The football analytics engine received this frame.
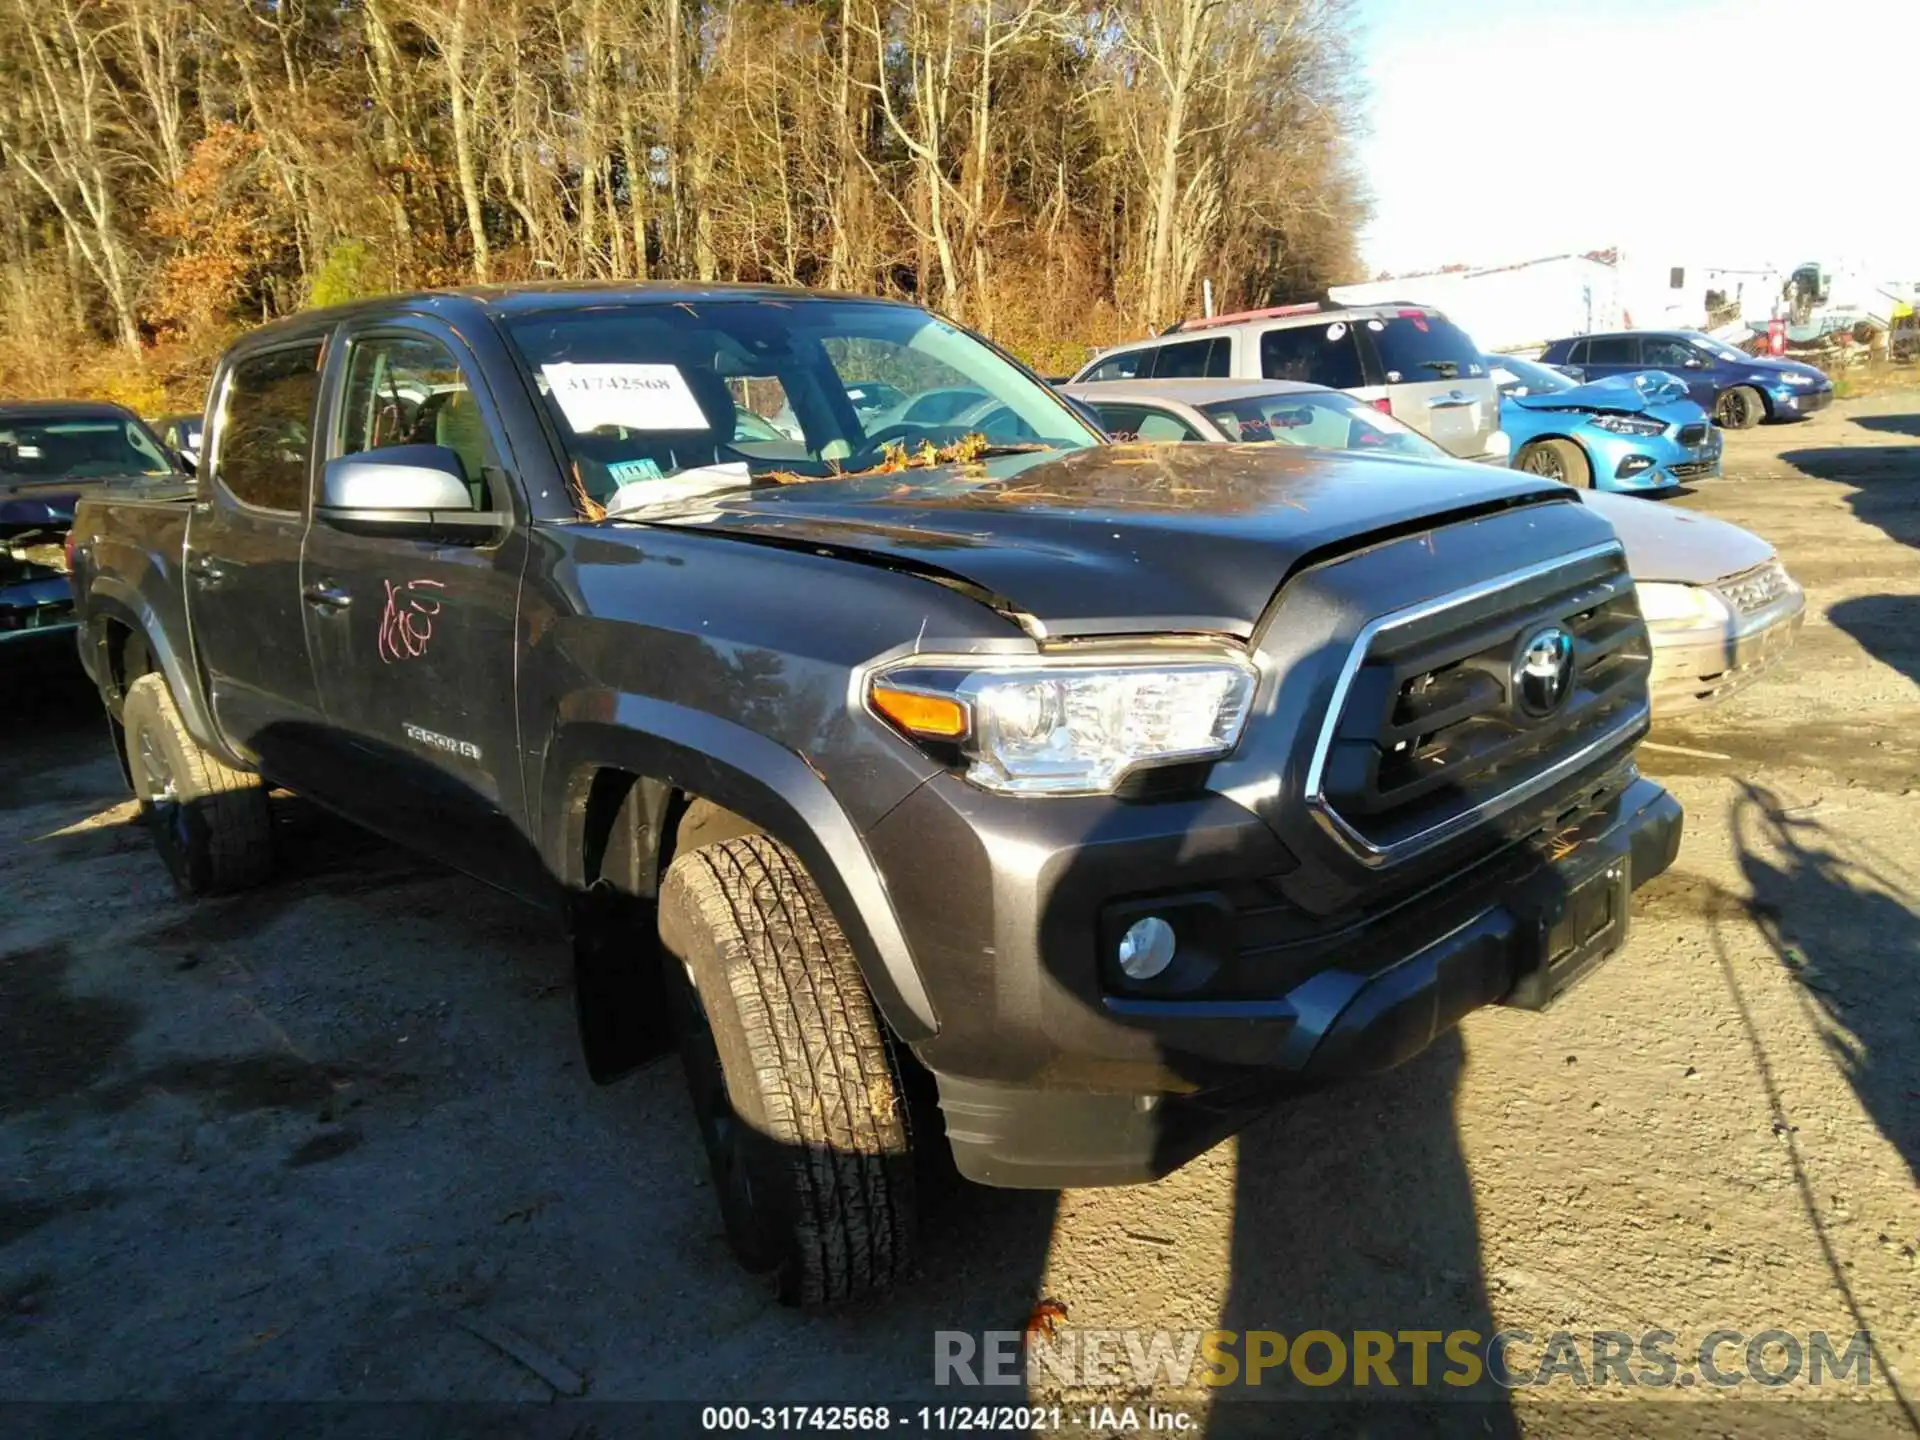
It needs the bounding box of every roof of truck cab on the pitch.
[226,282,921,345]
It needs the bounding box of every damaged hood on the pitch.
[1580,490,1774,585]
[1510,370,1693,415]
[634,443,1568,635]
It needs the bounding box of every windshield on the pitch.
[0,413,176,481]
[1368,314,1487,383]
[1488,354,1576,395]
[505,299,1100,512]
[1199,391,1441,459]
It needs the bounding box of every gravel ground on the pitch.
[2,394,1916,1437]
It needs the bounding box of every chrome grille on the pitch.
[1669,460,1716,480]
[1716,558,1791,615]
[1307,545,1651,864]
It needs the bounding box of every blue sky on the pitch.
[1352,0,1920,279]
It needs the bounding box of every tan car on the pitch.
[1063,377,1805,715]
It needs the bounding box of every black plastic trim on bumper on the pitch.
[934,776,1682,1188]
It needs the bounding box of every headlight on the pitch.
[1587,413,1668,436]
[1633,581,1731,626]
[868,652,1258,794]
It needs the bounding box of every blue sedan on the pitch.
[1484,354,1721,492]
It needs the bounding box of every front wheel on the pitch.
[658,835,916,1306]
[1714,385,1763,429]
[120,673,273,896]
[1515,438,1592,488]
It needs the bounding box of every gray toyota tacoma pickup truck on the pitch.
[71,284,1681,1305]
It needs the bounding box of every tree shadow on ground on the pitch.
[1779,442,1919,552]
[1851,413,1920,438]
[1829,596,1919,691]
[1728,781,1919,1182]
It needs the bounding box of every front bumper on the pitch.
[1648,587,1806,714]
[879,769,1682,1188]
[1766,385,1833,419]
[1591,429,1723,493]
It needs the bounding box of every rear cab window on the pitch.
[211,342,325,513]
[1362,313,1487,385]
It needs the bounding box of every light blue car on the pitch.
[1484,354,1722,492]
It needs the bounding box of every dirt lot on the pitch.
[2,395,1916,1436]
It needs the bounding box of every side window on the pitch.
[1586,336,1639,365]
[1641,337,1696,368]
[340,334,498,507]
[1148,336,1228,379]
[1090,403,1202,442]
[213,343,323,513]
[1259,324,1364,390]
[1566,339,1591,365]
[1084,350,1148,382]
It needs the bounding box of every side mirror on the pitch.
[316,444,505,539]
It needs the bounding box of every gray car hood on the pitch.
[1580,490,1773,584]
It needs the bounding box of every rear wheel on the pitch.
[1715,385,1763,429]
[658,834,916,1307]
[121,673,273,895]
[1516,438,1592,488]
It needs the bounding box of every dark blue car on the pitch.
[1538,329,1832,429]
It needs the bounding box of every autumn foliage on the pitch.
[0,0,1370,413]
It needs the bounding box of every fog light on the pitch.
[1615,455,1655,478]
[1117,916,1177,980]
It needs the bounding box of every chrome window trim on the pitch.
[1303,541,1643,868]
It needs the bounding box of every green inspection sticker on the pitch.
[608,457,664,484]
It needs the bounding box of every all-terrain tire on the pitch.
[121,672,273,896]
[658,834,915,1307]
[1715,384,1764,429]
[1516,437,1592,488]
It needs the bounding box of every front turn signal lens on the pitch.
[871,685,969,739]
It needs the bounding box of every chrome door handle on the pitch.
[303,581,352,611]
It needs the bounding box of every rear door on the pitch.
[1580,334,1641,381]
[1353,311,1500,460]
[185,337,333,792]
[298,317,539,897]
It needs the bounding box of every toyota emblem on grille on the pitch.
[1514,625,1576,717]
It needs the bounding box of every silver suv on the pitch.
[1070,301,1508,462]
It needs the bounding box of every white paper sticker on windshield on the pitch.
[1325,322,1347,342]
[1366,319,1384,332]
[540,363,708,433]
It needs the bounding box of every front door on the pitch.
[186,337,332,793]
[299,321,540,898]
[1639,335,1716,410]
